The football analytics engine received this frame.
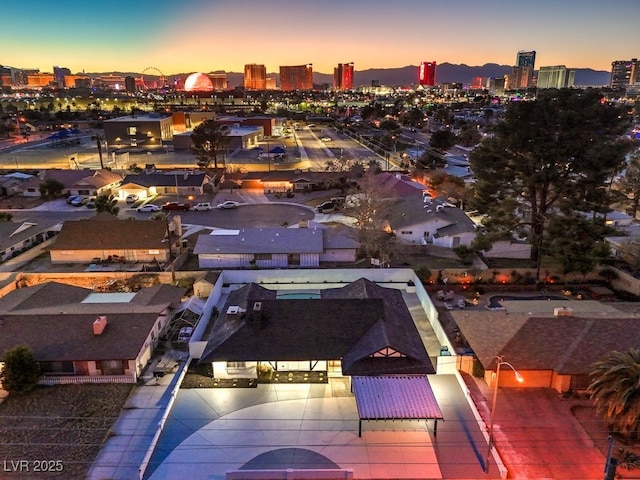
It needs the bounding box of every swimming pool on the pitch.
[487,295,566,309]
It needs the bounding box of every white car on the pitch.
[216,201,240,210]
[321,137,332,142]
[137,204,161,213]
[126,194,139,203]
[191,202,213,211]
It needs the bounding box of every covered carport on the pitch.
[353,375,444,437]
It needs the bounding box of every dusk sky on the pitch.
[4,0,639,75]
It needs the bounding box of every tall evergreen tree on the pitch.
[470,89,634,264]
[190,119,230,169]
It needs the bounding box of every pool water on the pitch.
[276,292,321,299]
[487,295,566,309]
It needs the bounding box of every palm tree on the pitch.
[589,348,640,438]
[94,194,119,216]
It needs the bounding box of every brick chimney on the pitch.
[93,315,108,335]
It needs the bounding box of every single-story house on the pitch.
[199,278,435,379]
[385,196,477,248]
[0,281,186,383]
[20,169,119,198]
[223,170,349,193]
[48,212,170,264]
[374,172,429,198]
[193,224,359,268]
[289,221,360,263]
[0,172,34,196]
[0,218,61,263]
[68,169,123,197]
[117,171,210,201]
[450,299,640,393]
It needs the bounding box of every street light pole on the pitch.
[485,355,524,474]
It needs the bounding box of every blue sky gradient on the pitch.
[3,0,639,74]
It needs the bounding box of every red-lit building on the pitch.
[244,64,267,90]
[279,64,313,91]
[334,62,354,90]
[418,61,436,87]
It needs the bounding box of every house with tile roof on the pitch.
[199,278,434,379]
[450,299,640,393]
[19,169,122,198]
[117,171,210,201]
[0,281,186,383]
[48,212,170,264]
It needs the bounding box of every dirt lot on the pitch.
[0,195,45,210]
[0,384,133,479]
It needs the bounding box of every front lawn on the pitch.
[0,384,133,479]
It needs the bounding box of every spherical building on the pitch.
[184,73,214,92]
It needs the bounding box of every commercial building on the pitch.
[610,58,640,90]
[418,61,437,86]
[103,114,174,151]
[510,50,536,89]
[537,65,576,89]
[207,72,228,91]
[53,66,70,88]
[27,73,55,88]
[95,74,127,91]
[279,64,313,91]
[244,64,267,90]
[334,62,354,90]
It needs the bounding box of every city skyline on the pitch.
[2,0,639,75]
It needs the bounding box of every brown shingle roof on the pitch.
[452,310,640,374]
[50,214,168,251]
[0,312,161,361]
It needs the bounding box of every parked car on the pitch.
[316,201,335,213]
[162,202,191,211]
[216,200,240,210]
[125,194,139,204]
[137,204,161,213]
[86,200,96,209]
[66,195,79,204]
[191,202,213,211]
[71,196,90,207]
[321,137,332,142]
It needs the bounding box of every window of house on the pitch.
[227,361,246,370]
[100,360,124,375]
[452,237,461,247]
[127,127,137,135]
[148,249,160,255]
[401,231,413,235]
[39,361,74,374]
[288,253,300,265]
[27,188,36,193]
[254,253,272,261]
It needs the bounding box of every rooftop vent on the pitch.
[93,315,108,335]
[553,306,574,317]
[253,301,262,311]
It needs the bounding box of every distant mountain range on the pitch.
[92,63,611,88]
